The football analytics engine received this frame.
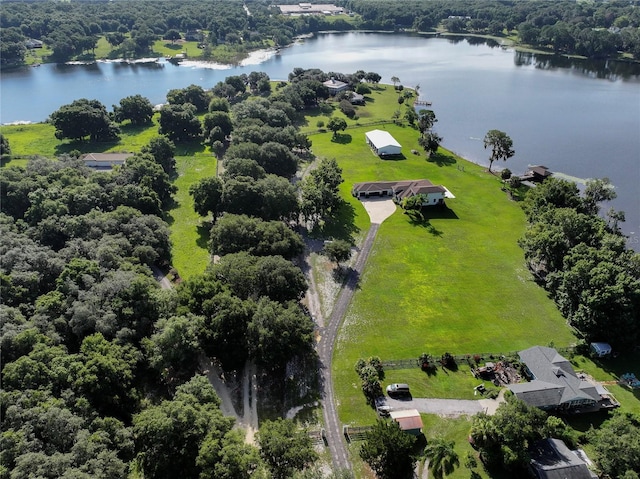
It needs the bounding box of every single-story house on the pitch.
[508,346,602,412]
[529,438,597,479]
[390,409,423,435]
[277,3,345,15]
[365,129,402,157]
[589,342,612,358]
[323,78,349,95]
[351,179,454,207]
[82,153,131,170]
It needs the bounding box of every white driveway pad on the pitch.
[360,198,396,224]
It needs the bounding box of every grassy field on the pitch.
[308,120,576,427]
[168,150,216,280]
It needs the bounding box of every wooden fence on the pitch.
[343,425,373,442]
[382,346,576,371]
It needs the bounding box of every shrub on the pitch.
[441,352,457,369]
[501,168,512,180]
[339,99,355,118]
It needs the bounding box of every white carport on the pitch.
[365,130,402,157]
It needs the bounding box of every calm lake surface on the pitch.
[2,32,639,243]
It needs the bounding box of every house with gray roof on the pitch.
[508,346,601,412]
[530,439,597,479]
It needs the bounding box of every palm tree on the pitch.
[424,438,460,479]
[469,412,497,449]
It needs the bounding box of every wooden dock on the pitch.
[414,100,433,106]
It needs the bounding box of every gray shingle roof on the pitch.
[530,439,597,479]
[509,346,600,409]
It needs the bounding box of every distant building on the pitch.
[365,129,402,157]
[529,438,597,479]
[25,39,43,49]
[350,93,365,105]
[82,152,131,170]
[323,78,349,95]
[390,409,423,435]
[277,3,345,15]
[508,346,617,412]
[520,165,553,183]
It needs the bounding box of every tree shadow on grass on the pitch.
[424,205,459,220]
[120,122,154,136]
[52,140,109,156]
[405,212,443,236]
[196,223,211,250]
[427,151,457,167]
[421,366,439,377]
[316,199,359,243]
[331,133,352,144]
[562,409,612,433]
[174,140,207,156]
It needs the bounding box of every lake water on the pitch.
[1,32,639,244]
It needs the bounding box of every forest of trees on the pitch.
[519,177,640,350]
[0,67,356,478]
[1,0,639,66]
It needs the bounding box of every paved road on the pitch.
[318,224,380,472]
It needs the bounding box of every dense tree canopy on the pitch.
[49,99,120,142]
[210,214,304,259]
[360,420,417,479]
[113,94,154,126]
[257,418,318,479]
[590,412,640,478]
[519,177,640,349]
[158,103,202,142]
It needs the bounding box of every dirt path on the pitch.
[200,357,259,445]
[199,356,239,419]
[151,264,172,290]
[311,198,397,472]
[239,360,259,445]
[317,223,380,472]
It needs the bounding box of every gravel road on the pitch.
[318,224,380,472]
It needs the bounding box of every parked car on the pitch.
[386,383,410,398]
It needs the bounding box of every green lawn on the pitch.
[168,151,216,280]
[300,84,412,135]
[312,123,575,425]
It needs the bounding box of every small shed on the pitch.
[589,342,612,358]
[390,409,423,435]
[365,130,402,157]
